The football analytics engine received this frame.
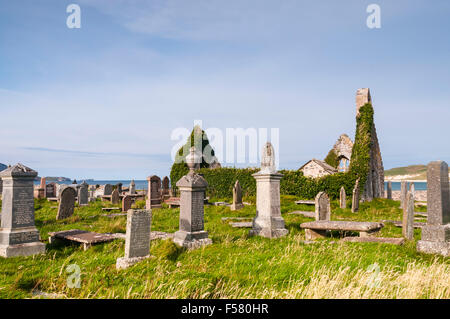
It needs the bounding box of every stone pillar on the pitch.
[173,147,212,249]
[116,209,152,269]
[403,192,414,240]
[129,180,136,195]
[400,181,408,211]
[417,161,450,256]
[339,186,346,209]
[0,164,46,257]
[409,182,415,198]
[386,181,392,200]
[351,178,360,213]
[146,175,162,209]
[231,180,244,211]
[315,192,331,221]
[249,142,288,239]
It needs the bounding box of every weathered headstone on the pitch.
[339,186,346,209]
[400,181,408,211]
[403,191,415,240]
[46,182,56,198]
[386,181,392,200]
[0,164,46,257]
[122,195,133,212]
[116,209,152,269]
[162,176,170,197]
[409,182,415,198]
[104,184,112,196]
[417,161,450,256]
[129,180,136,195]
[231,180,244,211]
[78,181,89,206]
[249,142,288,238]
[56,187,77,220]
[116,183,123,194]
[351,178,360,213]
[315,191,331,221]
[173,147,212,249]
[111,189,120,205]
[146,175,162,209]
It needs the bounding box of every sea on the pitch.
[34,180,428,191]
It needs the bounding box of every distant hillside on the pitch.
[385,165,427,180]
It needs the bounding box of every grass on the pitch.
[0,195,448,299]
[384,165,427,179]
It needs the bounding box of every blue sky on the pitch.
[1,0,449,180]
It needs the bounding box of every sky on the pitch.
[1,0,449,180]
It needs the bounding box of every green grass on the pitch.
[0,196,448,299]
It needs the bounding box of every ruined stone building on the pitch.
[299,159,337,178]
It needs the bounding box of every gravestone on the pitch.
[417,161,450,256]
[231,180,244,211]
[400,181,408,211]
[339,187,346,209]
[162,176,170,197]
[386,181,392,200]
[116,209,152,269]
[173,147,212,249]
[351,178,360,213]
[146,175,162,209]
[111,189,120,205]
[46,182,56,198]
[129,180,136,195]
[56,187,77,220]
[116,183,123,194]
[78,181,89,206]
[409,182,415,198]
[249,142,288,238]
[315,192,331,221]
[0,164,46,257]
[104,184,112,196]
[122,195,133,212]
[403,191,415,240]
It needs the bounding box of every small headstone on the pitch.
[403,191,415,240]
[78,181,89,206]
[315,192,331,221]
[231,180,244,211]
[46,182,56,198]
[351,178,360,213]
[339,186,346,209]
[0,164,46,257]
[409,182,415,198]
[400,181,408,211]
[56,187,77,220]
[122,195,133,212]
[104,184,112,196]
[162,176,170,197]
[146,175,162,209]
[386,181,392,200]
[111,189,120,205]
[116,209,152,269]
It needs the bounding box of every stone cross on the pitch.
[249,142,288,238]
[116,209,152,269]
[417,161,450,256]
[351,178,360,213]
[339,187,346,209]
[403,191,415,240]
[173,147,212,249]
[104,184,112,196]
[315,191,331,221]
[0,164,46,257]
[146,175,162,209]
[111,189,120,205]
[78,181,89,206]
[57,186,77,220]
[386,181,392,200]
[231,180,244,211]
[400,181,408,212]
[122,195,133,212]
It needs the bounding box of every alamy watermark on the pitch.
[366,4,381,29]
[66,264,81,288]
[66,4,81,29]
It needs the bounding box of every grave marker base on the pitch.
[173,230,212,249]
[116,255,153,270]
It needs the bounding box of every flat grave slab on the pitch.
[165,197,180,208]
[47,197,58,202]
[214,202,229,206]
[102,207,121,211]
[341,236,405,245]
[221,217,251,221]
[300,220,384,240]
[48,229,119,250]
[231,222,253,228]
[295,200,315,206]
[381,220,426,229]
[288,211,315,218]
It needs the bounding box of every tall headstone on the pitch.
[0,164,46,257]
[417,161,450,256]
[386,181,392,200]
[111,189,120,205]
[400,181,408,211]
[104,184,112,196]
[403,191,415,240]
[409,182,415,198]
[173,147,212,249]
[315,192,331,221]
[78,181,89,206]
[339,187,346,209]
[129,180,136,195]
[56,187,77,220]
[162,176,170,197]
[122,195,133,212]
[231,180,244,211]
[146,175,162,209]
[116,209,152,269]
[351,178,360,213]
[249,142,288,238]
